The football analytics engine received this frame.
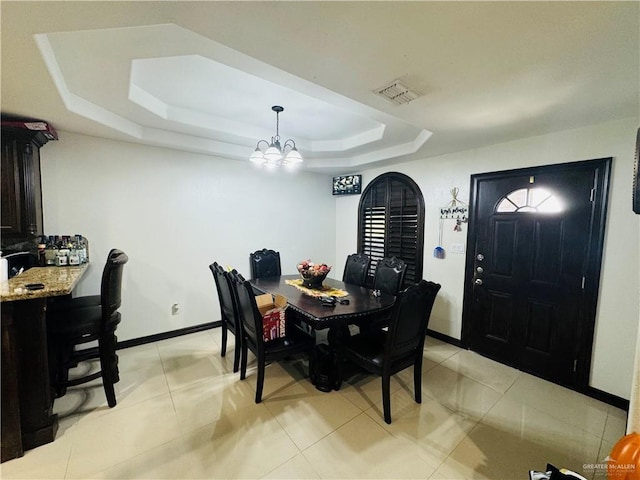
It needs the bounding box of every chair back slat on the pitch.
[101,249,128,319]
[209,263,239,330]
[373,256,407,295]
[229,271,263,350]
[342,253,370,286]
[249,248,281,279]
[385,280,441,359]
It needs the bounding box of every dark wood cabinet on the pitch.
[1,298,58,462]
[1,117,56,249]
[1,132,46,238]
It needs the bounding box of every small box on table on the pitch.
[255,293,288,342]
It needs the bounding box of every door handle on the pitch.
[474,279,483,286]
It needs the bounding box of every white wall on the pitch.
[41,118,639,399]
[41,133,335,341]
[336,117,640,399]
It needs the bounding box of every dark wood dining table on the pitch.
[250,274,396,390]
[250,274,396,331]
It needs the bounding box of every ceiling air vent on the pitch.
[374,80,422,105]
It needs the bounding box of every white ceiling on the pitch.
[1,1,638,174]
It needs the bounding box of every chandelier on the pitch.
[249,106,303,167]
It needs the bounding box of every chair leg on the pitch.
[49,340,73,398]
[240,342,248,380]
[255,358,265,403]
[220,322,228,357]
[382,373,392,424]
[100,333,120,408]
[232,335,241,373]
[103,376,117,408]
[414,356,423,404]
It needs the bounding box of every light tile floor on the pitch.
[1,330,628,480]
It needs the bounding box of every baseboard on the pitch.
[426,329,462,347]
[116,322,630,412]
[117,321,221,350]
[584,386,629,411]
[426,329,629,411]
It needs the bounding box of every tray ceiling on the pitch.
[2,2,638,174]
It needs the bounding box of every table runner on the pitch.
[285,279,348,298]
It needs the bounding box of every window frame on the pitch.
[357,172,425,289]
[495,187,563,214]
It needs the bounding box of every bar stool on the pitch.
[47,249,128,407]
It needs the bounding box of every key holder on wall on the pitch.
[435,187,469,259]
[440,187,468,231]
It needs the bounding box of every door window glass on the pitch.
[496,188,563,213]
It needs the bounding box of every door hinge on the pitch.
[573,359,578,372]
[590,188,595,202]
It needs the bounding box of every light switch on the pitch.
[450,243,465,254]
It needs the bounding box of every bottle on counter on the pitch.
[68,236,80,266]
[44,236,58,266]
[1,252,8,283]
[37,236,47,266]
[41,234,89,266]
[75,234,88,264]
[57,236,70,266]
[55,249,68,266]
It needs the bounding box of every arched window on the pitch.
[495,187,563,213]
[358,172,425,288]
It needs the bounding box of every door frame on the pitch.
[461,158,612,391]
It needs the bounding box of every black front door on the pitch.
[462,158,611,388]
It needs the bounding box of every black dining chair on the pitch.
[373,256,408,295]
[229,271,315,403]
[342,253,370,287]
[46,249,128,407]
[342,279,441,424]
[249,248,281,279]
[209,262,242,373]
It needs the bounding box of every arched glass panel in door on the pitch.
[495,187,563,213]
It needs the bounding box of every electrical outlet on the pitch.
[450,243,466,254]
[171,303,180,315]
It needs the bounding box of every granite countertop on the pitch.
[0,264,90,302]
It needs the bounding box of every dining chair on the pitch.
[209,262,242,373]
[229,270,315,403]
[342,279,441,424]
[249,248,281,279]
[342,253,370,287]
[373,256,408,295]
[46,249,128,407]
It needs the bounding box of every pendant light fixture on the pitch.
[249,106,303,167]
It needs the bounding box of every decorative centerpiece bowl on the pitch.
[297,260,331,289]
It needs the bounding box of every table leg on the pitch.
[327,325,349,390]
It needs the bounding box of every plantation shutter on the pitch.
[358,173,424,288]
[360,181,387,285]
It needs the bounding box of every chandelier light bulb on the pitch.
[249,148,266,165]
